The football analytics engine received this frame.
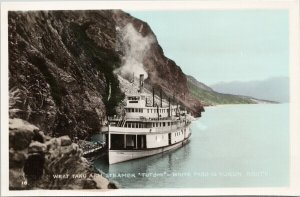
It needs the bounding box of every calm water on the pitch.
[93,104,289,188]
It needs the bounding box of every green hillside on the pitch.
[187,78,256,106]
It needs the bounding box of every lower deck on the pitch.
[108,125,191,150]
[108,134,191,164]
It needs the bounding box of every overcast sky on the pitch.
[127,10,289,85]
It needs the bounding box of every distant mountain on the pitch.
[186,76,258,106]
[210,76,289,103]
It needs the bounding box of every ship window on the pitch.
[126,135,136,149]
[160,122,162,127]
[147,109,149,113]
[110,134,125,150]
[156,123,158,127]
[163,122,166,127]
[168,122,170,126]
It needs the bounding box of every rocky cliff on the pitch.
[9,10,203,140]
[9,10,124,139]
[113,11,203,115]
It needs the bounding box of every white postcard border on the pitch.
[1,0,299,196]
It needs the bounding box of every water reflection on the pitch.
[94,141,191,188]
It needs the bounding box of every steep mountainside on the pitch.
[187,76,257,106]
[9,10,203,140]
[113,11,203,115]
[9,10,124,139]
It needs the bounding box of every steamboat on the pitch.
[102,74,194,164]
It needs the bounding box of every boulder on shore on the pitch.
[9,118,114,190]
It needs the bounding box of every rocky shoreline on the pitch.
[9,118,116,190]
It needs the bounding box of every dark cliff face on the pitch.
[9,10,124,139]
[9,10,203,139]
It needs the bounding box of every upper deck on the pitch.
[125,93,186,119]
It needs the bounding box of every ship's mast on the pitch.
[139,74,144,93]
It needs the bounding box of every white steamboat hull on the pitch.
[108,136,190,164]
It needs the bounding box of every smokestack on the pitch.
[152,87,155,107]
[160,89,162,107]
[139,74,144,93]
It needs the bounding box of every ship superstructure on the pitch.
[102,74,193,164]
